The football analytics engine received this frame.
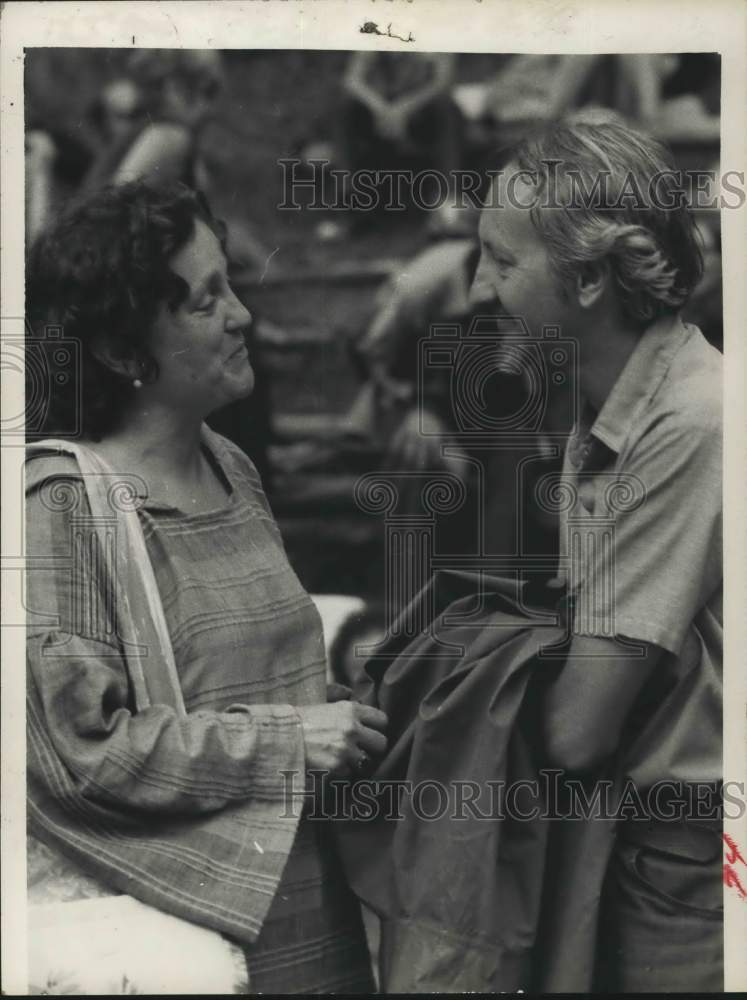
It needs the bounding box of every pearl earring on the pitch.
[133,378,143,390]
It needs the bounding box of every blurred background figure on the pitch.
[25,75,142,246]
[25,118,95,246]
[331,51,461,229]
[25,129,59,247]
[616,54,720,142]
[27,49,269,274]
[346,206,488,447]
[481,54,601,124]
[452,53,721,172]
[343,209,491,572]
[451,54,602,162]
[341,51,459,172]
[97,48,225,189]
[85,77,144,161]
[81,49,268,273]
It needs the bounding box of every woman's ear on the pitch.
[89,334,140,380]
[575,259,609,309]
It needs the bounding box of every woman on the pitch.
[25,181,386,993]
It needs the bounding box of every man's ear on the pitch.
[575,259,608,309]
[89,334,140,380]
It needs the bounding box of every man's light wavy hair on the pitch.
[512,109,704,327]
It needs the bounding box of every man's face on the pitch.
[475,170,574,339]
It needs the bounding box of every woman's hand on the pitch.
[296,701,388,777]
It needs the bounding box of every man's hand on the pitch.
[296,701,388,777]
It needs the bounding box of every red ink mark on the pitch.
[723,832,746,867]
[723,835,747,900]
[723,863,747,900]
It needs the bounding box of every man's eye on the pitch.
[195,295,217,313]
[487,248,510,269]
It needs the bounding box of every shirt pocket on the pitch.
[619,842,724,919]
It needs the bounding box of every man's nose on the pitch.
[470,256,500,308]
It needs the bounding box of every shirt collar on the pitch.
[586,313,693,454]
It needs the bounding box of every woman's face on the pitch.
[145,219,254,418]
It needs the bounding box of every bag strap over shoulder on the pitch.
[26,440,186,717]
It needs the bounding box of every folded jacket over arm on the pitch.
[335,571,626,993]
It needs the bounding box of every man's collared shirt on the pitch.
[557,314,722,785]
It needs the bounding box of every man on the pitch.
[474,111,723,991]
[346,217,559,567]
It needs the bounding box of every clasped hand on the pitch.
[296,701,388,777]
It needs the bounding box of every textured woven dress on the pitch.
[26,428,373,994]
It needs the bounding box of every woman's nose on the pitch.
[226,288,252,330]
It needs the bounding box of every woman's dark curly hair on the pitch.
[26,181,227,439]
